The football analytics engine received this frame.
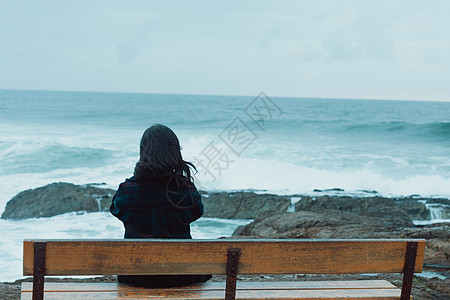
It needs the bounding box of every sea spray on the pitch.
[429,205,444,220]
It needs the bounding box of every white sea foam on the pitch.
[177,130,450,198]
[1,91,449,282]
[1,140,449,213]
[0,212,252,282]
[413,219,450,225]
[188,155,450,198]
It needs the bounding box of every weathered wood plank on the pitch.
[20,288,407,300]
[23,239,425,276]
[20,280,397,292]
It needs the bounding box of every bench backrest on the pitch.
[23,239,425,276]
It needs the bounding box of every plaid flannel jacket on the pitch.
[110,176,204,239]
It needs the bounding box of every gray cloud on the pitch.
[0,0,449,101]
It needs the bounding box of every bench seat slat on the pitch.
[21,281,397,292]
[23,239,426,276]
[21,289,407,300]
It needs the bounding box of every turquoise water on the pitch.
[0,89,449,281]
[0,89,449,207]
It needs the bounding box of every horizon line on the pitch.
[1,88,449,104]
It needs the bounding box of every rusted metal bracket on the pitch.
[33,242,46,300]
[400,241,418,300]
[225,248,241,300]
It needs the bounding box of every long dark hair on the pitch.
[134,124,196,185]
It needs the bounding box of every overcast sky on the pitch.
[1,0,449,101]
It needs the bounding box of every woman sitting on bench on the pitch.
[110,124,212,287]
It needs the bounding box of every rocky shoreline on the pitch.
[1,182,449,299]
[2,182,449,221]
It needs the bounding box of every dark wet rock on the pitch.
[425,198,450,205]
[295,195,430,220]
[1,183,447,225]
[233,209,450,268]
[202,192,291,219]
[1,182,116,220]
[1,185,292,220]
[313,188,344,192]
[358,190,379,194]
[233,209,414,238]
[403,224,450,268]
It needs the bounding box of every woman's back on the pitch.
[109,124,211,287]
[110,176,203,239]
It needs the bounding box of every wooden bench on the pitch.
[22,239,425,300]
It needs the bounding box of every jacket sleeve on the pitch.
[110,189,123,220]
[187,190,204,223]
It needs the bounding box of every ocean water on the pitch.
[0,90,449,281]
